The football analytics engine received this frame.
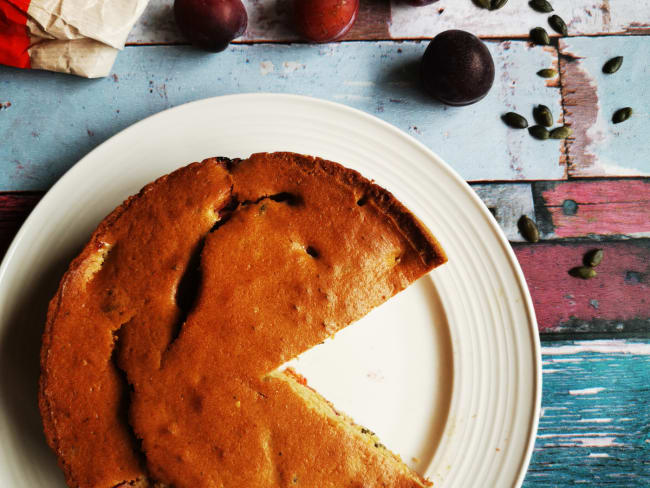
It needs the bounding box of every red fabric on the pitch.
[0,0,31,69]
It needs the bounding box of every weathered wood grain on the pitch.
[472,179,650,241]
[0,40,563,190]
[514,241,650,334]
[127,0,650,44]
[2,180,647,248]
[390,0,650,39]
[128,0,391,44]
[525,339,650,486]
[560,36,650,177]
[471,183,536,242]
[533,179,650,239]
[3,179,649,245]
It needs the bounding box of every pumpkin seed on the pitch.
[602,56,623,74]
[569,266,597,280]
[528,125,550,140]
[612,107,632,124]
[529,0,553,12]
[502,112,529,129]
[491,0,508,10]
[530,27,550,45]
[518,215,540,243]
[537,68,558,78]
[476,0,491,9]
[584,249,604,268]
[550,126,572,139]
[533,104,553,127]
[548,14,568,36]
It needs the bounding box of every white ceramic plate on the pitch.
[0,94,540,487]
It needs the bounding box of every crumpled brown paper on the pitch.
[0,0,149,77]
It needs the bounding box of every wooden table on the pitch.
[1,1,648,485]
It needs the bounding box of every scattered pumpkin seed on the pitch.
[502,112,529,129]
[550,126,572,139]
[530,27,550,45]
[612,107,632,124]
[476,0,508,9]
[602,56,623,74]
[584,249,604,268]
[537,68,558,78]
[569,266,597,280]
[518,215,540,243]
[528,125,550,140]
[548,14,568,36]
[533,104,554,127]
[529,0,553,12]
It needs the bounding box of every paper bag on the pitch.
[0,0,149,78]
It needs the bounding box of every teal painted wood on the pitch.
[524,339,650,486]
[561,36,650,177]
[0,40,563,191]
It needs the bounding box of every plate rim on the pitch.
[0,93,541,487]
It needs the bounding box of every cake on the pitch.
[39,152,447,488]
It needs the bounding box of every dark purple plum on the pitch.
[420,30,495,106]
[406,0,438,5]
[174,0,247,52]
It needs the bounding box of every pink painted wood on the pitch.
[535,180,650,238]
[515,241,650,333]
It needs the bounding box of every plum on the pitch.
[174,0,247,52]
[421,30,495,106]
[293,0,359,43]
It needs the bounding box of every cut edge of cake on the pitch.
[278,368,433,487]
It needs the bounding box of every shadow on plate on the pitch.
[416,276,454,475]
[0,253,75,484]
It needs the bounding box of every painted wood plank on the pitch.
[472,179,650,242]
[127,0,650,44]
[0,185,534,258]
[128,0,391,44]
[560,36,650,177]
[524,339,650,486]
[0,40,563,191]
[0,192,41,258]
[2,180,647,249]
[514,241,650,333]
[533,180,650,239]
[470,183,536,242]
[389,1,650,39]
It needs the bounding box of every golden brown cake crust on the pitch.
[39,152,445,488]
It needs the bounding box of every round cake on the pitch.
[39,152,446,488]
